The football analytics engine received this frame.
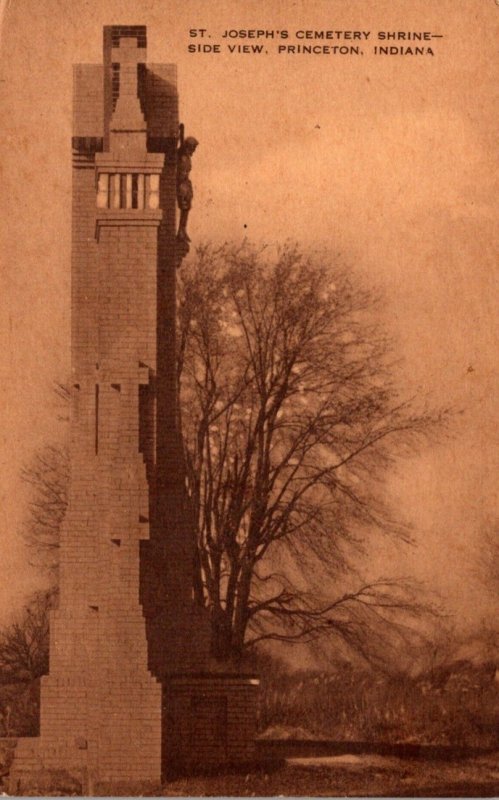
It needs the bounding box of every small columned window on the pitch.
[96,173,159,210]
[146,174,160,209]
[96,174,109,208]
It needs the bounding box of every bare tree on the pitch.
[0,590,57,737]
[0,590,55,683]
[21,444,69,577]
[178,242,446,661]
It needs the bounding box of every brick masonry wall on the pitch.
[10,26,258,790]
[30,32,173,786]
[163,676,260,772]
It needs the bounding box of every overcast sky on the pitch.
[0,0,497,630]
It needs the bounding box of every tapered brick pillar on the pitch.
[11,26,176,789]
[10,26,259,792]
[41,26,171,787]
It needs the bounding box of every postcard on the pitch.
[0,0,497,796]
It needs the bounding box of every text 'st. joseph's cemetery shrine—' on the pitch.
[10,25,259,791]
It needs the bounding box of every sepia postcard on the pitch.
[0,0,497,796]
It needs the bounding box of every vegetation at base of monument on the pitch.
[254,650,499,749]
[0,590,55,684]
[177,242,448,662]
[0,590,57,737]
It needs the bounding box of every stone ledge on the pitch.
[95,209,163,240]
[168,673,260,685]
[95,152,165,171]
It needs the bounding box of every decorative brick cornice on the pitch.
[95,208,163,240]
[95,152,165,173]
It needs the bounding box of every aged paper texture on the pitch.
[0,0,497,796]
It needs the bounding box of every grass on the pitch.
[257,657,499,748]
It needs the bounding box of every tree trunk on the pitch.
[231,565,253,660]
[210,606,233,661]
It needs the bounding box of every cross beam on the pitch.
[111,36,146,67]
[110,36,146,133]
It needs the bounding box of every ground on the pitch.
[13,752,495,797]
[2,740,498,796]
[160,752,499,797]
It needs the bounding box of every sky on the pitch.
[0,0,497,632]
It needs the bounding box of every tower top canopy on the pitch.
[104,25,147,56]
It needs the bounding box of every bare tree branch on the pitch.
[177,242,447,662]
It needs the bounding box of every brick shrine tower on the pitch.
[10,25,258,791]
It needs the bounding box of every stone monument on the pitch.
[10,25,258,792]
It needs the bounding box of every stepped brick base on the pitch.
[9,675,259,790]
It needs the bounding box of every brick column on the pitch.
[9,26,259,792]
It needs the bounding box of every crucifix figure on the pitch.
[176,135,199,243]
